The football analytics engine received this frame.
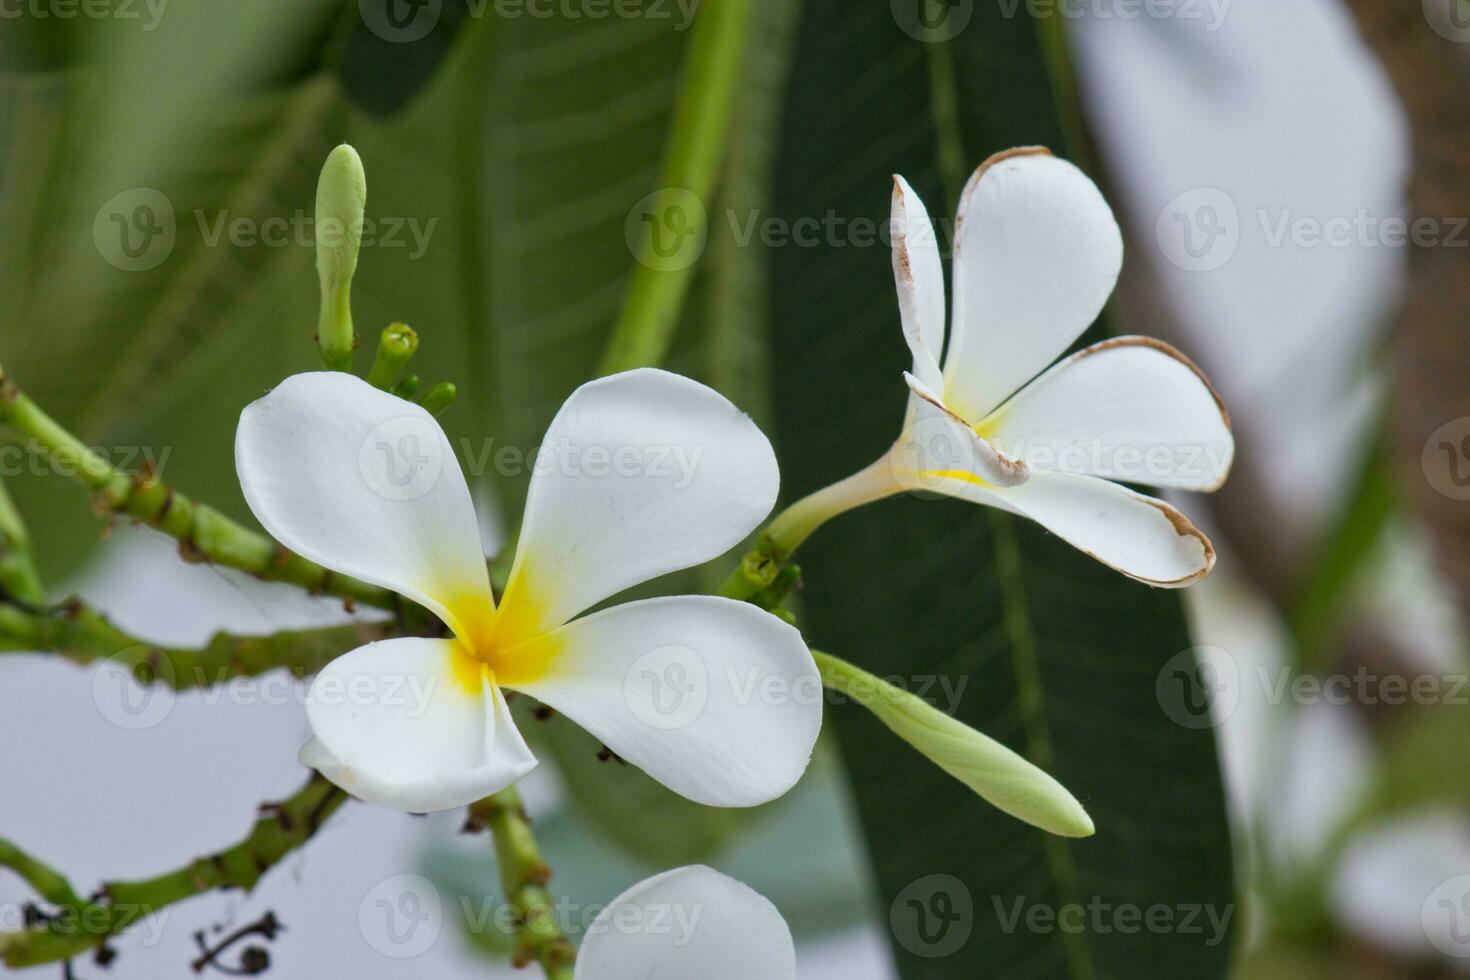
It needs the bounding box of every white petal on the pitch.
[497,370,778,638]
[236,372,493,643]
[931,471,1215,587]
[513,596,819,807]
[981,337,1234,491]
[576,866,794,980]
[943,149,1124,422]
[890,373,1027,491]
[891,175,946,393]
[303,637,537,812]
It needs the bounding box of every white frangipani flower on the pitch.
[235,368,821,813]
[576,866,794,980]
[772,148,1234,587]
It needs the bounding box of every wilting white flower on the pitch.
[577,866,794,980]
[773,149,1234,588]
[235,369,820,813]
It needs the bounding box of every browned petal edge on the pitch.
[890,177,914,284]
[903,373,1029,487]
[1071,498,1216,589]
[1076,334,1232,432]
[955,146,1056,236]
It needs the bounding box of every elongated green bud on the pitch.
[813,650,1094,838]
[315,145,366,371]
[418,382,457,418]
[392,374,421,400]
[367,322,419,390]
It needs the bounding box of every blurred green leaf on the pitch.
[765,4,1236,976]
[338,0,475,117]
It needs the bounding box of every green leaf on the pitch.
[766,4,1236,976]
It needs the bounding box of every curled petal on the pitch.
[303,637,536,812]
[943,149,1124,422]
[236,372,493,643]
[497,369,778,639]
[933,471,1215,588]
[981,337,1234,491]
[512,597,820,808]
[890,373,1028,492]
[576,866,794,980]
[892,175,947,393]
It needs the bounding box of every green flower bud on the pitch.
[813,650,1094,838]
[315,144,367,371]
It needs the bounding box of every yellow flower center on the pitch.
[445,578,561,693]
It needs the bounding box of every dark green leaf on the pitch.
[766,3,1236,976]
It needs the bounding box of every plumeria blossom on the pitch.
[576,866,794,980]
[235,368,821,813]
[884,147,1234,586]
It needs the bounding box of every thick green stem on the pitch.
[0,776,346,968]
[718,455,901,601]
[0,477,43,604]
[0,598,398,685]
[598,0,755,374]
[465,787,575,979]
[0,368,393,610]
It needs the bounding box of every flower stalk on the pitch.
[0,776,345,968]
[0,476,43,604]
[466,787,576,979]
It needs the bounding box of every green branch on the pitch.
[598,0,755,374]
[0,598,399,686]
[465,788,575,979]
[0,364,394,611]
[0,775,346,968]
[0,477,43,604]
